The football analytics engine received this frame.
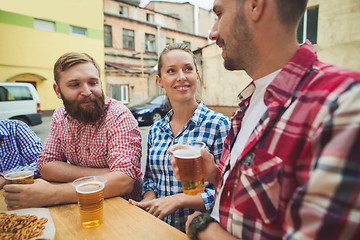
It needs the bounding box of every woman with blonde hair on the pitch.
[129,43,229,232]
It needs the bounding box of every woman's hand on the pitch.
[130,194,182,219]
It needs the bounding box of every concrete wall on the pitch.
[198,44,251,110]
[0,0,105,112]
[310,0,360,72]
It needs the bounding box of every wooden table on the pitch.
[0,190,188,240]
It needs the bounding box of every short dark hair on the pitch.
[275,0,309,27]
[53,52,101,84]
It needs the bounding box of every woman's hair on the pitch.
[53,52,101,84]
[157,43,198,77]
[157,43,201,109]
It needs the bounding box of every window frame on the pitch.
[34,18,56,32]
[297,6,319,44]
[123,28,135,50]
[146,13,154,23]
[166,37,175,45]
[145,33,156,52]
[111,85,129,104]
[104,25,112,47]
[119,5,129,17]
[183,41,191,49]
[70,25,87,37]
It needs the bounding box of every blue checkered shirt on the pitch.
[0,120,42,176]
[143,102,230,232]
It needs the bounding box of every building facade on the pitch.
[0,0,105,114]
[103,0,213,106]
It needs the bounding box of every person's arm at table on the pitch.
[3,178,77,209]
[41,161,135,197]
[3,170,134,209]
[40,161,110,182]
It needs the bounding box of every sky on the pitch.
[140,0,214,10]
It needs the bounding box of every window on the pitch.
[104,25,112,47]
[183,41,191,49]
[145,33,156,52]
[34,19,55,32]
[70,26,87,37]
[0,86,33,101]
[123,29,135,49]
[146,13,154,23]
[166,37,175,45]
[111,85,129,104]
[297,6,318,44]
[119,6,128,17]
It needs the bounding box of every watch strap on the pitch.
[188,213,216,240]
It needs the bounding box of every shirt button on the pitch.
[253,166,259,174]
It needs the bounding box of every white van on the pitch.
[0,82,42,126]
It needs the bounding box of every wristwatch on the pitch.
[188,213,216,240]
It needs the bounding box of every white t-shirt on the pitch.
[211,69,281,221]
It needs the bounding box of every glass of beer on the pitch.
[172,142,206,195]
[72,176,107,228]
[4,170,34,184]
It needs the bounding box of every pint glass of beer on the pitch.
[4,170,34,184]
[172,142,206,195]
[72,176,107,228]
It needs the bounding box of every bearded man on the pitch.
[3,52,143,209]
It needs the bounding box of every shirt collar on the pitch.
[237,41,317,108]
[159,101,208,130]
[265,40,318,107]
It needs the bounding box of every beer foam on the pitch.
[76,181,105,194]
[4,171,33,180]
[173,148,201,159]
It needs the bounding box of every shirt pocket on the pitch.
[88,142,108,168]
[234,149,283,224]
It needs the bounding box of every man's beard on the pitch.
[218,6,254,71]
[60,91,105,123]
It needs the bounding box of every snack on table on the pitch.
[0,212,48,240]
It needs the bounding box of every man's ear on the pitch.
[156,75,163,88]
[249,0,265,22]
[53,83,62,99]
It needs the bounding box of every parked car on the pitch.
[129,95,168,126]
[0,82,42,126]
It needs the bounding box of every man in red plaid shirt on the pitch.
[170,0,360,239]
[4,52,143,209]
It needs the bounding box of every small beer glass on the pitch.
[172,142,206,195]
[4,170,34,184]
[72,176,107,228]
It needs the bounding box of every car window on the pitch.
[0,86,33,101]
[150,95,165,105]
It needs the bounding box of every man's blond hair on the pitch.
[53,52,101,84]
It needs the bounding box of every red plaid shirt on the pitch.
[38,97,143,200]
[216,41,360,239]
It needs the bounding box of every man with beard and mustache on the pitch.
[169,0,360,239]
[3,52,143,209]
